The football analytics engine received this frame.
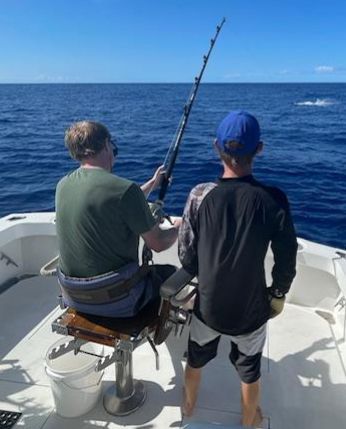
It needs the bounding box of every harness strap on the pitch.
[58,264,151,305]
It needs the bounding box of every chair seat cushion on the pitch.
[54,298,161,346]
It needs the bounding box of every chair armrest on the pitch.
[40,255,59,276]
[160,267,196,300]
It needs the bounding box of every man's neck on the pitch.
[222,162,252,178]
[81,164,104,170]
[80,159,110,172]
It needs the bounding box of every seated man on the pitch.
[55,120,180,317]
[178,111,298,426]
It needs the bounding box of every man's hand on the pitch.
[141,165,166,197]
[172,217,182,229]
[150,165,166,191]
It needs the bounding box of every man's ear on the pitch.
[256,141,264,154]
[213,139,221,154]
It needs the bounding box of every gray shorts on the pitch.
[188,315,267,383]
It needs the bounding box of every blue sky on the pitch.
[1,0,345,83]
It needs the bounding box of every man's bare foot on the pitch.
[252,406,263,428]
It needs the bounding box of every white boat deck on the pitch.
[1,275,346,428]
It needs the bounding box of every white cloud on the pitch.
[315,65,335,73]
[34,74,77,83]
[224,72,242,79]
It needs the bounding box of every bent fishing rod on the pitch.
[154,17,226,205]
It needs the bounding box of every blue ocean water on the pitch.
[0,83,345,249]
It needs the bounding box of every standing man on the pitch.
[178,111,297,426]
[56,120,180,317]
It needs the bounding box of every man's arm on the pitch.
[141,219,181,252]
[178,183,216,276]
[266,193,298,319]
[270,195,298,296]
[178,209,198,276]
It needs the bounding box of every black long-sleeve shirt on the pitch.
[178,175,298,335]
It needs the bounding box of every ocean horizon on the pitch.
[1,82,346,85]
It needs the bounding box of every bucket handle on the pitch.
[50,370,104,391]
[45,360,104,382]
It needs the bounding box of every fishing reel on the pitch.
[148,201,164,222]
[148,200,173,225]
[142,200,173,265]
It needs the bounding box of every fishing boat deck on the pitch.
[1,274,346,429]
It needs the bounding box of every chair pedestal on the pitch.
[103,341,146,416]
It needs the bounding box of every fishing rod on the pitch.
[142,19,225,264]
[155,17,226,204]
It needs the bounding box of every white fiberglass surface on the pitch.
[1,276,346,428]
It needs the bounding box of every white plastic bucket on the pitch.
[45,338,104,417]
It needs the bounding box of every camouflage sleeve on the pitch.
[178,182,217,275]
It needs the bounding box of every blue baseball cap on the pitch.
[216,110,261,156]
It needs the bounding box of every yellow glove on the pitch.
[269,296,286,319]
[268,287,286,319]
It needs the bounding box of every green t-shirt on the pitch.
[55,167,156,277]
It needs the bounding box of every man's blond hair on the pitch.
[65,121,111,161]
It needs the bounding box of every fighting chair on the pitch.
[41,257,196,416]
